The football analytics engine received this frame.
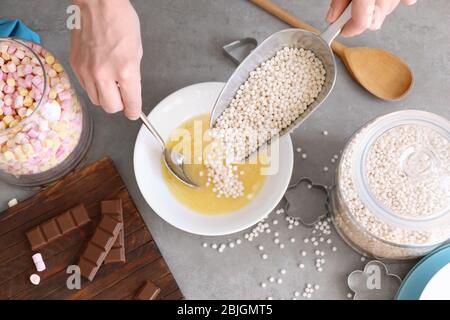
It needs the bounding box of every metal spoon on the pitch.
[139,112,198,187]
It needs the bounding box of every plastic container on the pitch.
[330,110,450,260]
[0,38,92,187]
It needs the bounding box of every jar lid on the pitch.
[353,110,450,229]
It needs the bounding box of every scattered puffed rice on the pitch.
[30,274,40,286]
[8,198,18,208]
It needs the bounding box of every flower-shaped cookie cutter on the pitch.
[348,260,402,300]
[282,177,330,227]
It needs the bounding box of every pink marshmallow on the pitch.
[58,90,71,101]
[27,129,39,139]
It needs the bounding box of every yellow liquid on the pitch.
[161,114,268,215]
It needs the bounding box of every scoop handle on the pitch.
[320,4,353,46]
[249,0,347,57]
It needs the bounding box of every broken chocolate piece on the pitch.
[78,215,122,281]
[102,199,126,264]
[135,281,161,300]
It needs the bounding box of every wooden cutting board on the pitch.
[0,157,183,300]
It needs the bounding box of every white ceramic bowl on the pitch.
[134,82,293,236]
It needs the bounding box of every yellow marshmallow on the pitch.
[23,96,33,107]
[3,151,15,161]
[9,119,20,128]
[3,115,14,125]
[6,78,16,87]
[45,54,55,65]
[53,63,64,73]
[18,88,29,96]
[49,89,57,100]
[2,52,11,61]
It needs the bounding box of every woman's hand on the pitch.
[71,0,143,120]
[327,0,417,37]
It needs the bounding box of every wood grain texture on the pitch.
[0,157,183,300]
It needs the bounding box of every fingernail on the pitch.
[126,112,140,121]
[326,6,335,23]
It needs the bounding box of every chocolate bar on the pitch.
[135,281,161,300]
[101,200,125,264]
[78,215,122,281]
[26,204,90,251]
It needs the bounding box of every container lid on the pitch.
[352,110,450,229]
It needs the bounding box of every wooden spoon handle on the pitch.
[249,0,347,57]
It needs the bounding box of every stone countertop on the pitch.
[1,0,449,299]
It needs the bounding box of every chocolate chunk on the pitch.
[41,219,61,242]
[135,281,161,300]
[83,243,107,266]
[71,204,90,226]
[26,227,46,251]
[26,204,91,251]
[91,228,115,249]
[102,200,125,264]
[101,200,123,215]
[105,247,125,264]
[55,211,77,234]
[78,258,99,282]
[78,215,122,281]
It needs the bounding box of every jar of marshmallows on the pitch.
[330,110,450,260]
[0,38,92,187]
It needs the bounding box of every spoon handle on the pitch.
[249,0,347,57]
[139,112,166,150]
[320,4,352,46]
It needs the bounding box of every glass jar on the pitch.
[0,38,92,187]
[330,110,450,260]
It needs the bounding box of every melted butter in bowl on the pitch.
[161,114,268,215]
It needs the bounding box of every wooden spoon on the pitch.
[250,0,414,101]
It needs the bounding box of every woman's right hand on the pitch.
[327,0,417,37]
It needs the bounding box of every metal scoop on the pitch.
[140,112,198,187]
[210,4,353,136]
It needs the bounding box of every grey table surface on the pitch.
[1,0,449,300]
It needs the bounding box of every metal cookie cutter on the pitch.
[282,177,330,227]
[222,38,258,65]
[347,260,402,300]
